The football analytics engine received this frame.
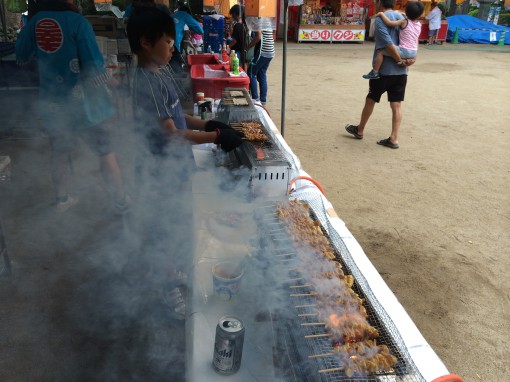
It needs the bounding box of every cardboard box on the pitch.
[85,16,118,38]
[245,0,277,17]
[107,39,118,55]
[95,36,108,55]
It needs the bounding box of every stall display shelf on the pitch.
[296,0,365,43]
[419,19,448,42]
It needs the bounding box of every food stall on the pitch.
[368,0,448,43]
[413,0,448,42]
[418,18,448,42]
[184,88,463,382]
[296,0,366,43]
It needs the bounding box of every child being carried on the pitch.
[363,1,424,79]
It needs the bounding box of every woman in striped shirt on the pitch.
[247,19,275,106]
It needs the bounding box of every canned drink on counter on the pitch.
[212,315,245,375]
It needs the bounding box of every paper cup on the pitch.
[196,92,205,102]
[107,54,118,67]
[212,261,244,301]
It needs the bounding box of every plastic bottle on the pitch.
[207,45,212,54]
[221,43,229,64]
[232,54,239,75]
[229,50,235,72]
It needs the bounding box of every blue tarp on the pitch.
[446,15,510,44]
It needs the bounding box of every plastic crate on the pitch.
[190,64,250,102]
[203,15,225,53]
[187,54,220,66]
[202,15,224,29]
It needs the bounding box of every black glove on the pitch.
[205,120,233,132]
[214,128,244,152]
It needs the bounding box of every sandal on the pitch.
[345,124,363,139]
[377,138,399,149]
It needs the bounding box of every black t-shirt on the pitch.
[231,21,245,52]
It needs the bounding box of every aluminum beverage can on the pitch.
[212,315,245,375]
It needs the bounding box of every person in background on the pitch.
[363,1,423,79]
[228,4,248,67]
[321,1,334,15]
[246,19,275,106]
[172,2,203,56]
[16,0,128,213]
[344,0,414,149]
[425,1,442,45]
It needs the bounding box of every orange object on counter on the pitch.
[289,176,326,196]
[245,0,277,17]
[430,374,464,382]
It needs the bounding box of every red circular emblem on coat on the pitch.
[36,18,63,53]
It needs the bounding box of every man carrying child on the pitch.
[345,0,415,149]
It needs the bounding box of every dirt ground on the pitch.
[264,41,510,382]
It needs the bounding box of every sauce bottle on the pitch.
[232,54,239,75]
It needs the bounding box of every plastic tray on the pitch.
[187,54,220,66]
[190,64,250,101]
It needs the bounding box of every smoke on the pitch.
[3,60,376,381]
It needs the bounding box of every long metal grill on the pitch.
[255,192,426,382]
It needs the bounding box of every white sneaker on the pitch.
[55,195,79,212]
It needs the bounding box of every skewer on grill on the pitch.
[300,322,326,326]
[297,312,317,316]
[308,353,334,359]
[295,304,317,308]
[288,283,312,289]
[289,292,317,297]
[319,367,343,374]
[304,333,329,338]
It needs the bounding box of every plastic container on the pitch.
[203,15,224,54]
[187,53,220,67]
[190,64,250,102]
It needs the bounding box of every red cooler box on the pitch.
[187,53,220,66]
[190,64,250,101]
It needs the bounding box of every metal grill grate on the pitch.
[257,194,426,382]
[216,87,259,123]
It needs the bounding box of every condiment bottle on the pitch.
[232,54,239,75]
[221,43,229,64]
[229,50,235,71]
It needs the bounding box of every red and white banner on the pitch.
[331,29,365,42]
[298,28,331,42]
[298,28,365,42]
